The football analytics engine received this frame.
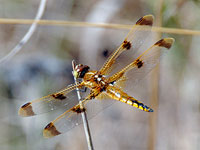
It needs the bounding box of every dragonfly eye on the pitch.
[73,64,90,78]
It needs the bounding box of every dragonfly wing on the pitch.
[43,108,83,138]
[19,83,84,117]
[99,15,154,75]
[43,93,114,138]
[108,38,175,86]
[84,96,115,119]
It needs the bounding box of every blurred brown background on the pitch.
[0,0,200,150]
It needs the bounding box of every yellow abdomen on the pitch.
[105,85,153,112]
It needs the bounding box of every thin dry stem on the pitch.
[148,1,163,150]
[0,0,47,65]
[0,18,200,35]
[72,60,94,150]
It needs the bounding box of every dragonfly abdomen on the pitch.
[122,96,153,112]
[106,86,153,112]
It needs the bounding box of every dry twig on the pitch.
[0,0,47,65]
[72,60,94,150]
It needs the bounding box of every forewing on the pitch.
[99,15,154,75]
[108,38,175,86]
[19,83,83,117]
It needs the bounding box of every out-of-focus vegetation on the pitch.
[0,0,200,150]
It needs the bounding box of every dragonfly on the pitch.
[19,14,174,138]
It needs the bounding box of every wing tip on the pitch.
[18,102,35,117]
[155,38,175,49]
[144,14,154,21]
[136,14,154,26]
[43,122,61,138]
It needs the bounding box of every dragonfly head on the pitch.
[73,64,90,78]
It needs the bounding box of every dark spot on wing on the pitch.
[122,40,131,50]
[155,39,172,49]
[136,15,153,26]
[135,59,144,68]
[71,106,86,113]
[20,102,35,116]
[21,102,31,108]
[51,93,66,100]
[44,122,61,137]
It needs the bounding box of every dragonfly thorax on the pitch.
[82,71,109,91]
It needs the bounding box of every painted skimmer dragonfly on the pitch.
[19,14,174,138]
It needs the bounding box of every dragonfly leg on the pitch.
[80,87,87,93]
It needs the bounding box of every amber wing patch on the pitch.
[18,102,35,117]
[122,40,132,50]
[135,59,144,68]
[136,15,154,26]
[43,122,61,138]
[71,105,86,114]
[51,93,66,100]
[155,38,175,49]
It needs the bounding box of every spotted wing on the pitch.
[108,38,175,85]
[43,93,114,138]
[43,105,84,138]
[18,83,84,117]
[99,15,154,75]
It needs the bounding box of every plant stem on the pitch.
[0,18,200,35]
[0,0,47,65]
[72,60,94,150]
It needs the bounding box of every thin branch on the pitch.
[148,0,163,150]
[0,0,47,65]
[0,18,200,35]
[72,60,94,150]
